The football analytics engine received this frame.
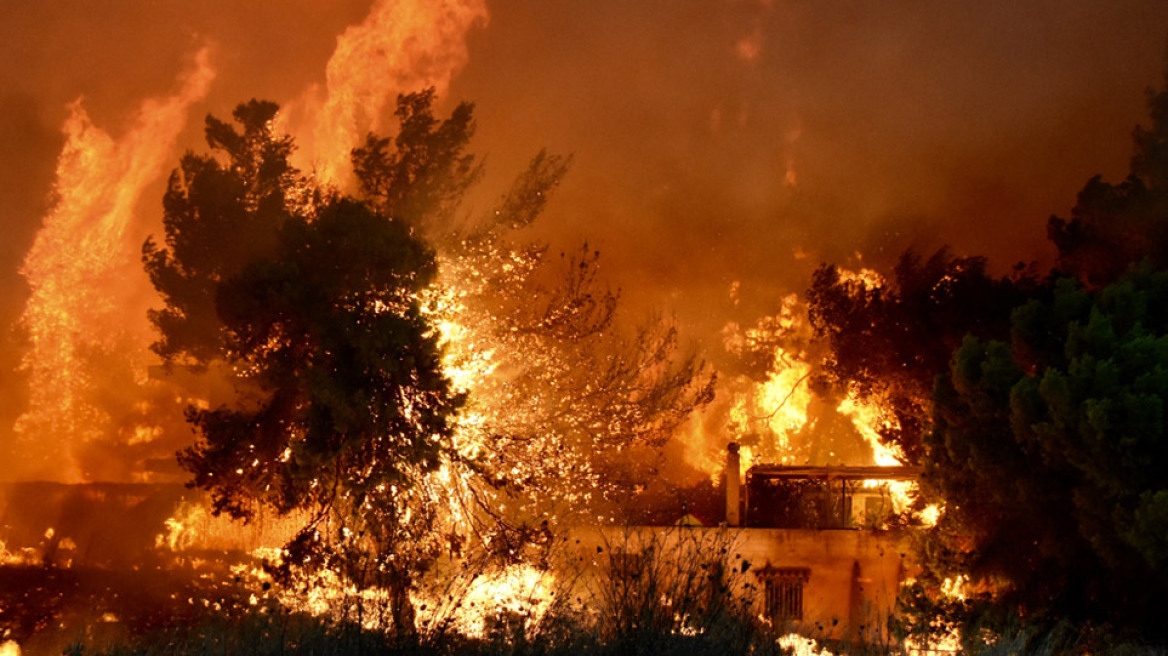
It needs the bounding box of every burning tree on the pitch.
[807,249,1036,462]
[352,91,716,536]
[143,100,463,631]
[143,91,715,633]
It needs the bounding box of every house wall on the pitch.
[562,526,912,644]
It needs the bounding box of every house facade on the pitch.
[565,443,922,644]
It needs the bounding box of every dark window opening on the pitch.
[760,567,810,622]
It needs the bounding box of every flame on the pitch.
[0,540,36,567]
[940,574,969,602]
[680,271,933,507]
[14,48,214,481]
[685,291,898,478]
[777,633,836,656]
[418,248,620,530]
[723,294,814,472]
[836,391,902,467]
[730,352,813,472]
[0,641,20,656]
[918,503,941,527]
[304,0,488,187]
[155,500,213,552]
[245,546,554,641]
[836,266,883,289]
[433,564,554,639]
[904,630,962,656]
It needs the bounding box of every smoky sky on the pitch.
[1,0,1167,472]
[452,0,1168,341]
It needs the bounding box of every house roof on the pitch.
[745,465,922,482]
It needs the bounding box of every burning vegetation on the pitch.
[6,2,1168,655]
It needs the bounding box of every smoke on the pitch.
[2,0,1167,482]
[450,0,1168,340]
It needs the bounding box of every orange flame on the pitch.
[304,0,489,187]
[14,49,214,481]
[680,271,913,481]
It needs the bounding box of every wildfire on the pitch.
[302,0,489,187]
[836,391,902,467]
[434,564,554,640]
[719,293,815,472]
[0,541,32,567]
[900,575,967,655]
[684,279,913,480]
[778,633,836,656]
[4,0,950,646]
[14,49,214,482]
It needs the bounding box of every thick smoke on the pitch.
[1,0,1166,481]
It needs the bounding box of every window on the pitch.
[608,547,651,579]
[759,567,810,622]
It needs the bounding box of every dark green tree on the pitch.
[920,268,1168,637]
[144,100,463,632]
[144,100,300,365]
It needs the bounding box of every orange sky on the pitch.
[1,0,1167,479]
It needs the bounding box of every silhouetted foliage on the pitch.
[144,100,300,365]
[352,88,482,235]
[353,93,715,533]
[144,99,463,632]
[1049,66,1168,286]
[807,248,1036,462]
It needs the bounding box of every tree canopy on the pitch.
[807,249,1035,462]
[145,90,716,632]
[1049,67,1168,287]
[144,98,463,630]
[922,268,1168,634]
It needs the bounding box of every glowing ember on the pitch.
[918,503,942,527]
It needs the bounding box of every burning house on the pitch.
[726,447,920,641]
[565,443,922,646]
[0,438,924,651]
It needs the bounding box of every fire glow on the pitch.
[9,0,1157,652]
[6,2,916,642]
[14,49,214,483]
